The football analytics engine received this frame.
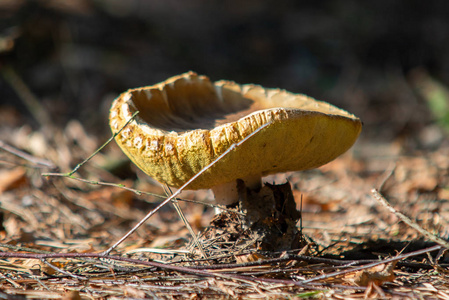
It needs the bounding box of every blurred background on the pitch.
[1,0,449,152]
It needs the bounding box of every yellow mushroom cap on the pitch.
[109,71,362,190]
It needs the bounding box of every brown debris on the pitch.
[351,261,397,286]
[1,120,449,298]
[62,291,81,300]
[239,181,303,251]
[0,167,28,194]
[195,180,304,260]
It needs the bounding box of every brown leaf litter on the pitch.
[1,121,449,299]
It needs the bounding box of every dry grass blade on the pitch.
[0,65,51,127]
[0,251,364,291]
[300,244,442,284]
[371,188,449,249]
[163,185,208,260]
[43,111,140,177]
[0,140,56,169]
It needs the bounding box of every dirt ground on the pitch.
[1,1,449,299]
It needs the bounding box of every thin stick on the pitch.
[0,140,56,169]
[40,259,88,281]
[0,251,361,291]
[377,163,396,193]
[300,244,442,284]
[164,185,208,260]
[1,65,51,127]
[371,188,449,249]
[45,172,244,215]
[102,122,272,255]
[0,243,51,254]
[42,111,139,177]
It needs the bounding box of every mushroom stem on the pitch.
[211,174,262,206]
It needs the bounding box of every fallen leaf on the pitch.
[123,286,145,298]
[0,167,28,194]
[235,253,266,264]
[351,261,397,286]
[84,183,134,209]
[62,291,81,300]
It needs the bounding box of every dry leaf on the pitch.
[123,286,146,298]
[0,167,28,194]
[352,261,397,286]
[394,157,438,193]
[62,291,81,300]
[297,191,341,212]
[235,253,266,264]
[84,184,134,209]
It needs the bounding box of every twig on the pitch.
[371,188,449,249]
[188,251,446,271]
[40,259,88,281]
[46,173,145,195]
[45,173,244,214]
[0,140,56,169]
[164,198,245,215]
[34,277,51,292]
[0,251,360,291]
[1,65,51,127]
[164,185,209,260]
[300,244,442,284]
[0,251,424,298]
[102,122,272,255]
[190,254,367,270]
[0,243,52,254]
[42,111,139,177]
[377,163,396,193]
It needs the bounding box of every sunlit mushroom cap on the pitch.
[109,72,362,190]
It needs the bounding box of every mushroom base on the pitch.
[239,181,304,251]
[202,181,304,252]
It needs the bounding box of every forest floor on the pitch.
[1,100,449,299]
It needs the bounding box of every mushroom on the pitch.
[109,71,362,207]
